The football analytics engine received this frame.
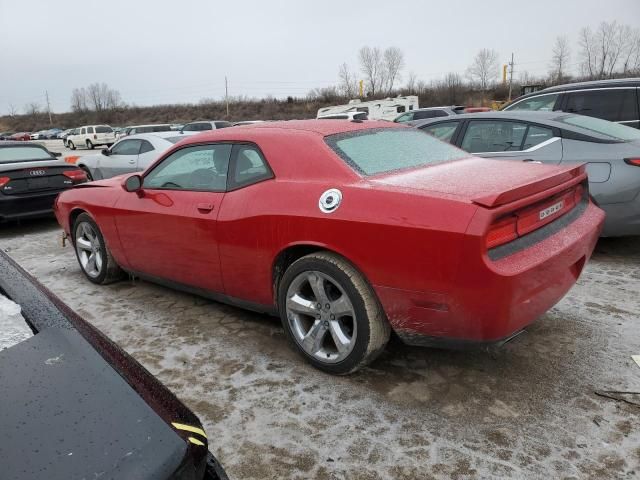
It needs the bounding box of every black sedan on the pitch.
[0,142,87,221]
[0,249,228,480]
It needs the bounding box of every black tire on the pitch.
[278,252,390,374]
[68,140,76,150]
[72,213,124,285]
[86,140,94,149]
[79,166,93,181]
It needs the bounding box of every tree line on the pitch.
[2,20,638,132]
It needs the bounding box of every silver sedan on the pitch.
[76,131,195,181]
[414,111,640,237]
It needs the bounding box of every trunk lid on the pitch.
[0,161,86,195]
[369,158,586,207]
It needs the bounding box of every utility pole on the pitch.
[45,90,52,126]
[507,53,515,102]
[225,76,229,117]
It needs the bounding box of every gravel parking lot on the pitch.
[1,218,639,479]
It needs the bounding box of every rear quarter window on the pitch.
[565,89,638,122]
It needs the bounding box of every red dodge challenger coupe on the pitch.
[54,120,605,374]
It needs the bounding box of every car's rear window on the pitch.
[556,114,640,142]
[0,146,53,163]
[325,128,469,176]
[95,126,113,133]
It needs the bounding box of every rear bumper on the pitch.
[600,194,640,237]
[376,201,605,345]
[0,191,62,221]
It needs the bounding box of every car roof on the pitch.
[223,119,401,136]
[119,132,178,142]
[541,77,640,93]
[0,141,48,148]
[412,111,625,141]
[503,77,640,107]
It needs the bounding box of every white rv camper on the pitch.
[316,96,419,121]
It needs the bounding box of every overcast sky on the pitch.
[1,0,639,114]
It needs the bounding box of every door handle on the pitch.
[197,203,214,213]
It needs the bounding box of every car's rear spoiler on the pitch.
[472,164,587,208]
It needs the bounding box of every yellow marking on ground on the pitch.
[188,436,205,446]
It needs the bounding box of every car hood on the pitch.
[369,157,585,207]
[77,174,129,188]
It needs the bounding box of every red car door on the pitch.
[113,143,232,293]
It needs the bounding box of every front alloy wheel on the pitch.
[73,213,123,284]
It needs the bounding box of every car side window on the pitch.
[87,127,94,134]
[111,139,142,156]
[81,128,86,134]
[507,93,559,111]
[461,120,527,152]
[522,125,554,150]
[421,121,460,143]
[395,113,413,122]
[183,123,212,132]
[229,145,273,190]
[565,89,638,122]
[143,144,232,192]
[139,140,154,154]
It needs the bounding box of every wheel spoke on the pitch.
[330,295,353,318]
[329,320,351,354]
[86,252,96,272]
[287,294,317,317]
[307,272,329,305]
[76,237,92,251]
[94,251,103,271]
[302,320,328,354]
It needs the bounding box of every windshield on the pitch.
[556,115,640,142]
[325,128,469,176]
[0,146,53,163]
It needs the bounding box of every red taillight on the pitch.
[574,184,585,204]
[624,158,640,167]
[93,134,97,140]
[486,216,518,249]
[0,177,10,187]
[63,170,87,182]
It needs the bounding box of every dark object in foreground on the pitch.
[0,250,227,480]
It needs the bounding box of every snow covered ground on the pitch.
[0,294,32,351]
[1,217,639,479]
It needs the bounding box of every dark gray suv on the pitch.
[502,78,640,129]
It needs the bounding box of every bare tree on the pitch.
[358,46,384,96]
[620,27,640,74]
[549,36,571,83]
[405,72,417,94]
[85,82,122,113]
[579,21,636,79]
[338,63,358,98]
[24,102,40,117]
[382,47,405,94]
[466,49,499,90]
[70,87,89,112]
[7,104,17,117]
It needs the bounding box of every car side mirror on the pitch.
[101,148,110,156]
[123,174,143,193]
[52,152,61,157]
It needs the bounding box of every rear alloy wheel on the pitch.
[73,213,124,284]
[278,252,390,374]
[68,141,76,150]
[86,140,94,149]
